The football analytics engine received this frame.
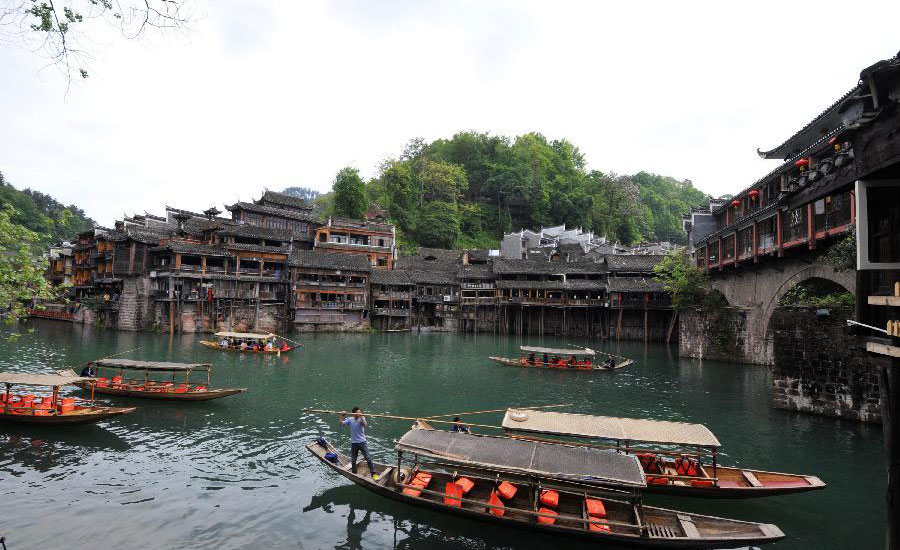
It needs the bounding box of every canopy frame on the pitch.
[519,345,595,356]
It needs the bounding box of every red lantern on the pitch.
[730,199,740,208]
[748,189,760,198]
[827,136,837,145]
[794,158,810,168]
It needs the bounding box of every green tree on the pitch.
[653,249,712,309]
[331,167,368,220]
[0,206,58,331]
[416,201,460,248]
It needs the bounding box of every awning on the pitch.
[395,429,646,488]
[94,359,211,372]
[214,331,274,339]
[502,410,721,448]
[0,370,92,387]
[520,345,595,356]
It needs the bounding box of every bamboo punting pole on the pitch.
[272,333,304,347]
[423,403,573,420]
[73,347,143,370]
[566,343,630,362]
[304,408,506,431]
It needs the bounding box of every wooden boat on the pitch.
[198,331,297,354]
[490,345,633,371]
[502,409,826,498]
[0,371,135,425]
[70,359,245,401]
[307,429,785,548]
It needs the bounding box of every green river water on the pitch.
[0,320,885,550]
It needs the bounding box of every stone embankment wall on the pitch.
[771,306,882,423]
[152,301,286,334]
[117,276,151,331]
[679,308,749,362]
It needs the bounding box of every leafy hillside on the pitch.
[0,172,95,249]
[358,132,708,249]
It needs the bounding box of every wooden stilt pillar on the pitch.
[616,309,622,340]
[644,308,648,343]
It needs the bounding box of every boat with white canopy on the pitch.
[489,345,632,370]
[0,371,135,424]
[199,331,297,354]
[502,409,825,498]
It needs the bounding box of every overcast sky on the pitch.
[2,0,899,226]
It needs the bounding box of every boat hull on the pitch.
[645,467,826,498]
[73,382,245,401]
[199,341,295,354]
[0,406,136,425]
[489,356,632,371]
[307,441,784,549]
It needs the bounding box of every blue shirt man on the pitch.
[340,406,376,478]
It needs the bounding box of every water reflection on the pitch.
[0,424,129,474]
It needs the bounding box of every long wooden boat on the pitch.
[199,331,297,354]
[502,409,826,498]
[307,431,784,548]
[0,371,135,425]
[490,345,633,371]
[70,359,245,401]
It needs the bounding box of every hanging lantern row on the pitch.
[794,158,810,168]
[748,189,760,199]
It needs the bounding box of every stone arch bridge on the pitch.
[711,257,855,365]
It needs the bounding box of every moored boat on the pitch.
[0,371,135,425]
[490,345,632,371]
[199,331,297,354]
[307,429,785,548]
[70,359,246,401]
[501,409,826,498]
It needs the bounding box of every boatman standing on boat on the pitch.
[340,407,377,479]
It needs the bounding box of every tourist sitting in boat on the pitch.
[219,338,229,347]
[264,341,274,351]
[451,417,470,433]
[605,357,615,369]
[239,341,248,350]
[279,340,290,352]
[582,357,592,366]
[79,363,95,377]
[567,355,578,367]
[527,353,536,365]
[541,353,549,366]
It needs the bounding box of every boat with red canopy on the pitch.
[70,359,245,401]
[0,371,135,425]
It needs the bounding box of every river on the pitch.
[0,320,884,550]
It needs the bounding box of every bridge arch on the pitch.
[710,258,855,364]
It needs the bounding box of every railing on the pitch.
[814,192,852,233]
[783,206,808,243]
[373,291,411,299]
[461,297,497,305]
[295,300,365,310]
[758,233,775,251]
[372,307,410,316]
[609,296,673,308]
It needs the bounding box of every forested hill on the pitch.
[0,172,95,249]
[351,132,709,250]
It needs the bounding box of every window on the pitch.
[378,238,385,247]
[377,257,388,267]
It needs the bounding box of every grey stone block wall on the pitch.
[679,308,750,362]
[117,276,151,331]
[771,307,882,423]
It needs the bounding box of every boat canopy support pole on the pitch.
[712,447,717,484]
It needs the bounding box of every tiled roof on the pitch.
[604,255,665,272]
[289,250,372,271]
[457,264,493,279]
[151,241,230,257]
[329,216,393,234]
[415,247,463,261]
[227,201,320,222]
[371,269,414,285]
[218,224,294,241]
[258,190,314,210]
[606,277,665,293]
[407,269,455,285]
[493,259,607,275]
